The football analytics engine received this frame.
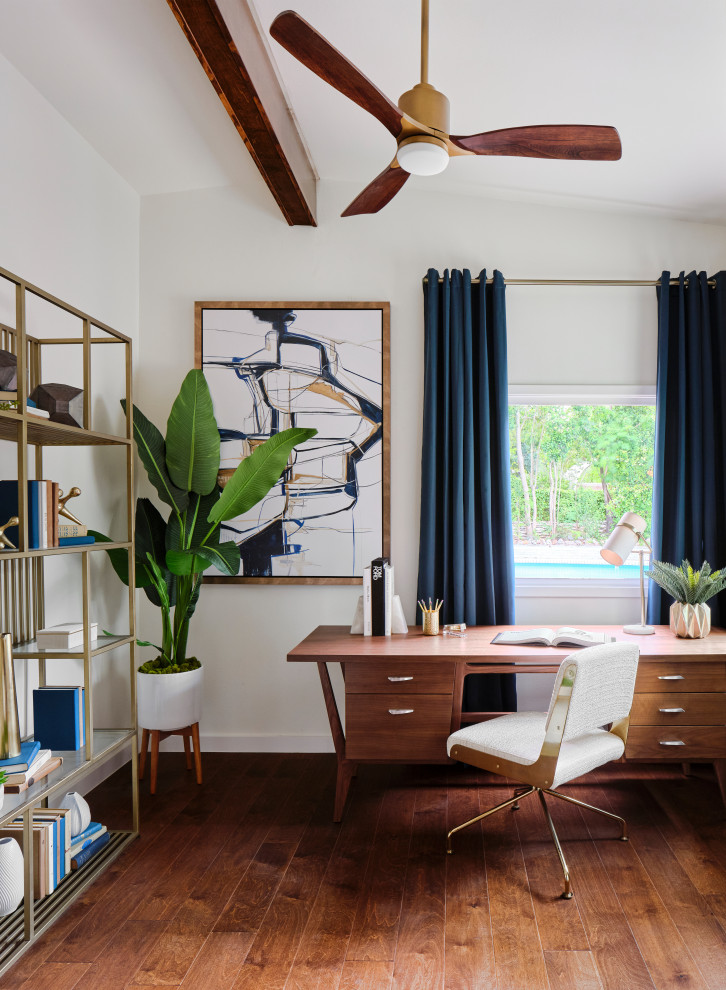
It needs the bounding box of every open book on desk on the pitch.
[492,627,616,648]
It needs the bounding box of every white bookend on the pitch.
[350,596,364,634]
[390,595,407,634]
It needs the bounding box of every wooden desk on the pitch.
[288,625,726,820]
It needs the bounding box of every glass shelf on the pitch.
[12,633,134,660]
[0,540,131,561]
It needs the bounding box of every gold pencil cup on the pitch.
[422,611,440,636]
[0,633,21,759]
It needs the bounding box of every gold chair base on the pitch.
[446,784,628,900]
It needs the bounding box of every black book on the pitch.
[370,557,389,636]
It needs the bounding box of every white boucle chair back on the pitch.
[545,643,640,742]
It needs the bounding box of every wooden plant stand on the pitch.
[138,723,202,794]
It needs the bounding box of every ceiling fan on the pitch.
[270,1,622,217]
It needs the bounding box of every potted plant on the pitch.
[647,558,726,638]
[93,369,315,731]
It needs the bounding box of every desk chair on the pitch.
[446,642,639,899]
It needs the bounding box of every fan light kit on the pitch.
[271,0,622,216]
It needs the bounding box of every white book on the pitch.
[384,564,394,635]
[492,627,616,648]
[362,566,372,636]
[40,482,48,549]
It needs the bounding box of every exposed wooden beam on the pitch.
[167,0,317,226]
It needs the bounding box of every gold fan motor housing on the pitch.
[398,82,450,136]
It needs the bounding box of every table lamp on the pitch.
[601,511,654,635]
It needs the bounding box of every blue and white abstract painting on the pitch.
[198,304,388,581]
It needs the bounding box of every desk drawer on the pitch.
[345,661,454,695]
[626,725,726,759]
[635,662,726,693]
[630,693,726,725]
[346,693,451,760]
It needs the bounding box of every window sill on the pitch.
[515,578,641,598]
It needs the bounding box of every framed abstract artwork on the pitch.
[195,301,390,584]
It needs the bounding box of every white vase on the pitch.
[59,791,91,837]
[136,665,203,732]
[670,601,711,638]
[0,837,24,916]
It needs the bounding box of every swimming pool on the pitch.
[515,562,641,580]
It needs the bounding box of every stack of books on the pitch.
[0,740,62,794]
[69,821,110,871]
[58,522,94,546]
[0,807,71,898]
[362,556,394,635]
[0,479,59,549]
[33,684,87,749]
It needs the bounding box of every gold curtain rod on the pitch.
[423,276,717,287]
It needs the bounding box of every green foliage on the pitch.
[647,559,726,604]
[101,369,316,669]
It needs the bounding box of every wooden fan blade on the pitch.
[341,162,410,216]
[270,11,403,138]
[450,125,622,161]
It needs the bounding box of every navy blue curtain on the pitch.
[417,268,516,712]
[648,270,726,624]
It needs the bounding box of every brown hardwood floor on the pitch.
[2,754,726,990]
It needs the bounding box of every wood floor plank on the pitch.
[176,932,254,990]
[543,790,655,990]
[128,932,206,987]
[231,766,341,990]
[544,950,603,990]
[283,771,385,990]
[390,779,447,990]
[346,782,416,963]
[513,787,590,951]
[339,960,395,990]
[443,773,496,990]
[71,920,167,990]
[17,962,89,990]
[480,780,548,990]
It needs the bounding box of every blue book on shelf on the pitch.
[69,820,103,846]
[71,831,110,870]
[58,536,95,547]
[33,686,84,751]
[0,480,42,549]
[37,686,85,748]
[0,739,41,772]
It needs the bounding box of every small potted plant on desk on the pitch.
[648,558,726,638]
[93,369,315,733]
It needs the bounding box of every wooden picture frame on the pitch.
[195,301,390,584]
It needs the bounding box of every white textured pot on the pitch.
[0,837,24,916]
[137,665,203,731]
[59,791,91,837]
[670,602,711,638]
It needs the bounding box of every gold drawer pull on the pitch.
[658,675,684,680]
[659,707,685,713]
[388,708,414,715]
[388,676,414,682]
[659,739,686,746]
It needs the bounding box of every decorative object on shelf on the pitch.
[419,598,442,636]
[93,369,314,739]
[36,623,98,650]
[0,351,17,391]
[601,512,655,635]
[647,559,726,639]
[197,302,390,583]
[57,487,83,526]
[0,517,18,551]
[0,634,21,760]
[58,791,91,838]
[0,837,23,916]
[28,383,84,427]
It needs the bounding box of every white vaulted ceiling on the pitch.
[1,0,726,220]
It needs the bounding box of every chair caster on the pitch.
[561,891,574,900]
[620,835,629,842]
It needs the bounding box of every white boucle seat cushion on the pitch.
[447,711,625,788]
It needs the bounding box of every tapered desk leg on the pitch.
[714,760,726,807]
[317,661,355,822]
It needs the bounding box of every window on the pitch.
[509,395,656,582]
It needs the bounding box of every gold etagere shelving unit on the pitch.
[0,264,138,975]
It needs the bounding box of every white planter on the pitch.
[670,602,711,638]
[0,837,23,916]
[137,665,203,731]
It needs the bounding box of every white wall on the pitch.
[0,53,141,775]
[139,173,726,749]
